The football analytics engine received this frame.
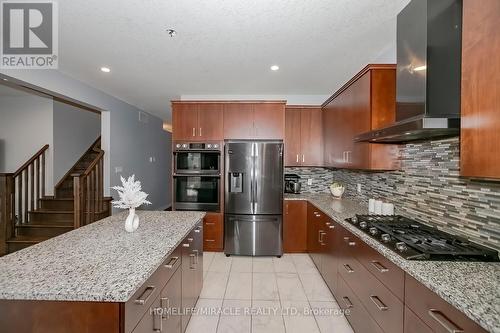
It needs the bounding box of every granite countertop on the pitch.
[285,193,500,333]
[0,211,205,302]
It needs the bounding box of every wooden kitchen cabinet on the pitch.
[172,102,223,141]
[285,106,323,166]
[203,212,223,252]
[223,102,285,140]
[283,200,307,253]
[460,0,500,179]
[322,64,399,170]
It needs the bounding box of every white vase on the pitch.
[124,208,139,232]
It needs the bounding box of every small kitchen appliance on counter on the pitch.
[346,215,500,262]
[284,174,302,194]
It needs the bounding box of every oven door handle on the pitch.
[173,174,221,177]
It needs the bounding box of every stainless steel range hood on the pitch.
[355,0,462,143]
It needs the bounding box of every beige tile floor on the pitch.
[186,252,354,333]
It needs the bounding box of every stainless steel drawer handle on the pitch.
[205,222,215,225]
[343,264,354,273]
[194,229,201,233]
[325,222,331,226]
[134,286,155,305]
[329,225,335,229]
[153,304,162,332]
[160,297,170,319]
[370,261,389,273]
[348,241,356,246]
[428,309,464,333]
[342,296,353,309]
[188,237,194,242]
[193,249,199,264]
[205,239,215,242]
[370,295,388,311]
[343,236,350,242]
[189,253,196,269]
[164,256,179,269]
[182,243,190,248]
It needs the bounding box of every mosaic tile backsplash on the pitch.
[287,137,500,251]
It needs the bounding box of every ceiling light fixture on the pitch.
[1,78,7,81]
[100,67,111,73]
[166,29,177,37]
[270,65,279,71]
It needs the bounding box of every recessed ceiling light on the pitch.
[166,29,177,37]
[1,78,7,81]
[270,65,279,71]
[100,67,111,73]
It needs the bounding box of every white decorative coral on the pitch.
[111,175,151,209]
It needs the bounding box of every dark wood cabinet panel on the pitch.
[253,103,285,139]
[223,103,254,139]
[203,212,223,251]
[460,0,500,179]
[172,103,198,141]
[198,103,224,140]
[321,64,399,170]
[283,200,307,252]
[404,306,433,333]
[300,107,323,166]
[285,108,302,166]
[405,274,488,333]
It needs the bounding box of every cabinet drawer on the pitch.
[203,213,223,251]
[337,275,384,333]
[132,295,163,333]
[404,306,433,333]
[405,274,488,333]
[125,247,181,333]
[355,240,405,301]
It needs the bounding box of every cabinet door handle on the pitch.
[199,127,202,137]
[205,222,215,225]
[160,297,170,319]
[188,237,194,242]
[182,243,190,248]
[302,154,305,163]
[318,230,325,243]
[296,154,299,163]
[164,256,179,269]
[329,225,335,229]
[153,304,162,332]
[370,261,389,273]
[428,310,464,333]
[194,229,201,233]
[370,295,388,311]
[343,151,346,162]
[134,286,155,305]
[205,239,215,242]
[346,151,351,163]
[192,128,196,137]
[189,253,196,269]
[342,296,353,309]
[193,249,199,264]
[343,264,354,273]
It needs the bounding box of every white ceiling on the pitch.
[57,0,410,121]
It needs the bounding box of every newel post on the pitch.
[0,174,14,256]
[73,174,84,229]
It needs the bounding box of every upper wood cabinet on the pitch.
[285,106,323,166]
[322,64,400,171]
[460,0,500,179]
[223,102,285,140]
[172,102,223,141]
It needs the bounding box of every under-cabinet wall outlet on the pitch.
[307,178,313,186]
[357,183,362,194]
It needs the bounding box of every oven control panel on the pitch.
[174,142,220,151]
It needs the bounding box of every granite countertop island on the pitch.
[0,211,205,303]
[285,193,500,333]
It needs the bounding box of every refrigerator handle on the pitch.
[250,142,255,214]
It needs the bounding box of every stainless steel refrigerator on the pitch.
[224,140,283,256]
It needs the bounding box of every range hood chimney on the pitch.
[355,0,462,143]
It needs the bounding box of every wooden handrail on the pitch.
[55,137,101,190]
[82,150,104,176]
[13,145,49,178]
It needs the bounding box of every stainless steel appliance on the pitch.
[285,174,302,194]
[224,141,283,256]
[173,142,221,212]
[346,215,499,261]
[355,0,462,143]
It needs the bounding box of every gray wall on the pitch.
[0,94,54,195]
[0,69,172,211]
[53,100,101,184]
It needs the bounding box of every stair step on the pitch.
[16,223,73,237]
[29,210,74,223]
[39,198,74,210]
[7,235,51,252]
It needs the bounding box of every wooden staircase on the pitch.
[0,137,112,255]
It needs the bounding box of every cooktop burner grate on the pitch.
[345,215,500,261]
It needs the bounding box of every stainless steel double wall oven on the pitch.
[173,142,221,212]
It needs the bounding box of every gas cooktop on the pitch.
[345,215,500,261]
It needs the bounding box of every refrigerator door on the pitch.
[254,142,283,215]
[224,214,283,256]
[225,142,254,215]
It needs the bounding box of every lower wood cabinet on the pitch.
[203,212,223,251]
[283,200,307,252]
